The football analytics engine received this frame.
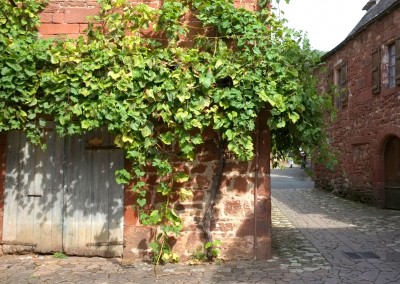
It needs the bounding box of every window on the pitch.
[372,37,400,95]
[388,43,396,88]
[334,63,347,108]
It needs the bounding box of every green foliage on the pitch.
[192,245,208,262]
[53,251,68,259]
[0,0,335,263]
[192,240,222,262]
[150,233,180,264]
[0,0,51,143]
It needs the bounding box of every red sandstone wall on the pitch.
[29,0,271,260]
[123,125,272,261]
[315,8,400,206]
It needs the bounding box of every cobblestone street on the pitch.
[1,166,400,283]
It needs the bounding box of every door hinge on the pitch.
[86,241,124,247]
[1,240,37,246]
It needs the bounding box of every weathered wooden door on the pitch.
[63,130,124,257]
[2,128,124,257]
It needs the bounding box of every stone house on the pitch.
[314,0,400,210]
[0,0,272,260]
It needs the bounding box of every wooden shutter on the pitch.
[340,64,348,105]
[326,68,335,106]
[395,34,400,86]
[372,46,381,94]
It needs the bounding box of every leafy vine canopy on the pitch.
[0,0,334,263]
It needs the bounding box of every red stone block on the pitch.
[40,33,82,39]
[87,1,100,8]
[194,175,210,189]
[42,2,63,13]
[172,163,190,174]
[217,222,235,232]
[256,219,271,237]
[196,152,219,162]
[192,190,204,202]
[124,206,138,225]
[232,176,248,194]
[255,237,271,259]
[235,218,255,237]
[255,175,270,197]
[191,164,207,174]
[123,226,154,260]
[60,1,88,8]
[39,24,80,35]
[225,161,249,173]
[185,232,203,246]
[146,2,161,9]
[51,12,64,24]
[256,197,271,218]
[224,200,242,215]
[220,175,232,188]
[124,188,136,205]
[64,8,99,24]
[40,13,53,23]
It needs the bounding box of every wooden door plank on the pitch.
[33,134,47,252]
[64,132,98,256]
[108,146,124,257]
[16,133,36,246]
[34,126,63,253]
[63,135,75,254]
[79,132,94,255]
[50,127,64,252]
[63,135,84,255]
[3,131,22,245]
[88,129,110,256]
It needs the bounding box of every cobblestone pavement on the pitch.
[1,166,400,283]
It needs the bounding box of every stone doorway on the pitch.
[384,136,400,209]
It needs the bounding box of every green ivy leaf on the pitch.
[288,112,300,123]
[141,123,153,137]
[115,169,131,185]
[137,198,147,207]
[178,188,193,201]
[160,131,174,145]
[199,70,214,88]
[174,172,189,183]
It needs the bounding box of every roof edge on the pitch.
[321,1,400,61]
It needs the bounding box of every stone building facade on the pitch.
[0,0,272,260]
[315,0,400,210]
